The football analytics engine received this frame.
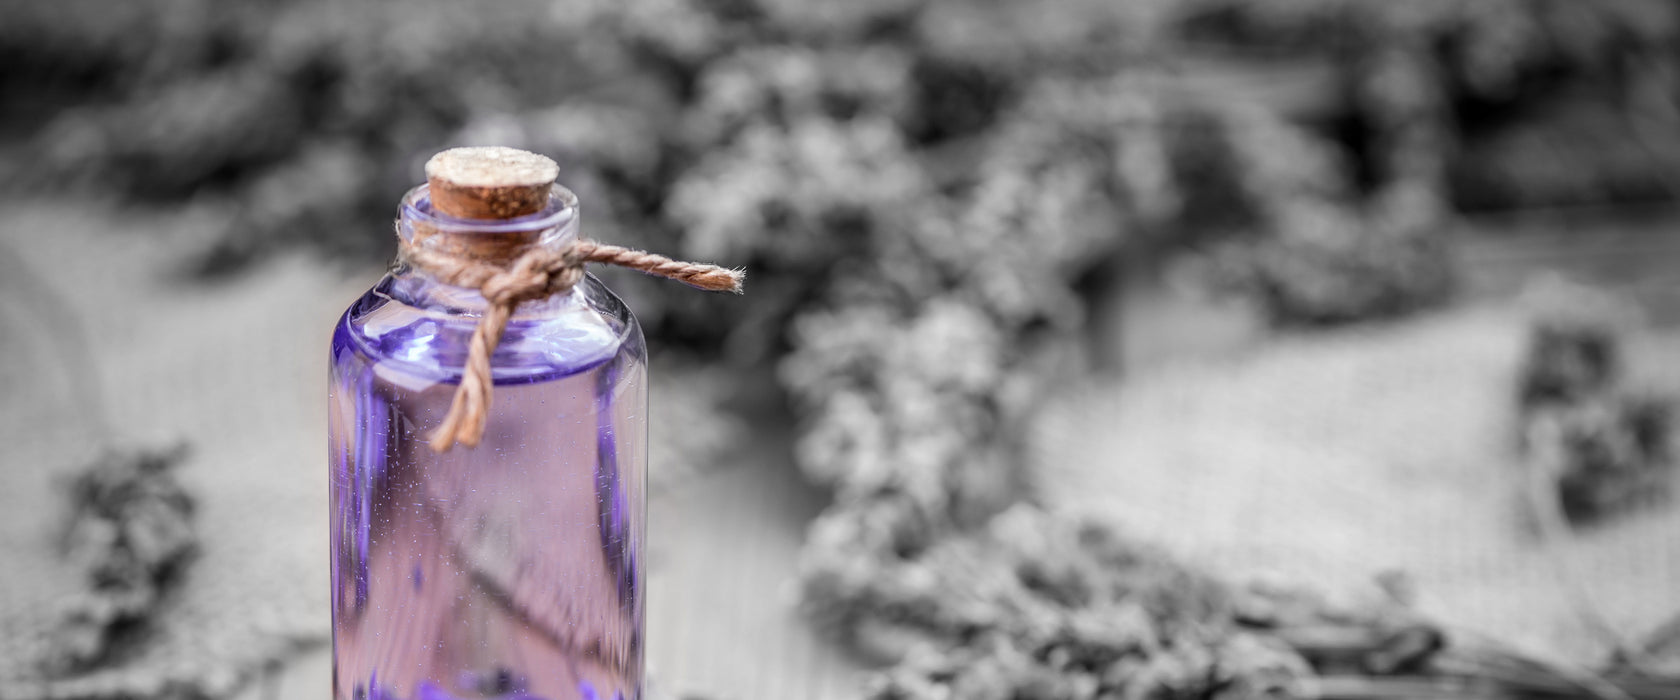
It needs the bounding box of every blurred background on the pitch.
[3,0,1680,698]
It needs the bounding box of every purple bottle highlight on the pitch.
[328,148,659,700]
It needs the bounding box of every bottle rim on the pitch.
[398,183,579,242]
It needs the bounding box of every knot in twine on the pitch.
[399,237,743,452]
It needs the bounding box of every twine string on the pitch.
[398,238,742,452]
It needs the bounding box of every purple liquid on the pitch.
[329,259,646,700]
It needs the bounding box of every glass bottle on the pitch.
[328,182,646,700]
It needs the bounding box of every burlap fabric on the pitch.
[1032,303,1680,665]
[13,198,1668,696]
[0,202,349,699]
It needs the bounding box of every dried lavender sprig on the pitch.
[47,445,198,673]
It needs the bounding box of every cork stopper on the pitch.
[412,147,566,262]
[425,147,560,220]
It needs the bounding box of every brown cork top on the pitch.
[425,146,560,220]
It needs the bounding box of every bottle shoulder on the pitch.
[332,272,644,389]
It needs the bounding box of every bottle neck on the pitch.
[389,183,584,315]
[398,183,580,261]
